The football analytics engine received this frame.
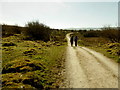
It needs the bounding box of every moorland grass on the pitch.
[78,37,120,62]
[2,34,67,89]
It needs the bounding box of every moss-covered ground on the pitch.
[2,34,66,89]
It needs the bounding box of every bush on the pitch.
[101,27,119,43]
[2,25,21,37]
[24,21,51,41]
[50,29,68,42]
[83,30,101,37]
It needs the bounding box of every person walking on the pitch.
[70,36,74,46]
[74,36,78,46]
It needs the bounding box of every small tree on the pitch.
[25,21,51,41]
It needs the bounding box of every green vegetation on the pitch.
[2,34,66,89]
[2,20,120,89]
[2,24,21,37]
[50,30,68,42]
[2,21,68,89]
[24,21,51,41]
[2,21,70,42]
[77,26,120,62]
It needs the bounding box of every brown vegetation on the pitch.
[77,26,120,62]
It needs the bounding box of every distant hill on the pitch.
[65,26,118,30]
[65,27,102,30]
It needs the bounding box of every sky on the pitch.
[0,0,119,29]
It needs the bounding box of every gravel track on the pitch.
[62,34,118,88]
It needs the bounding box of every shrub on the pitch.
[2,25,21,37]
[83,30,101,37]
[25,21,51,41]
[101,27,119,43]
[50,29,68,42]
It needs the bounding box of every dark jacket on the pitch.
[70,36,74,43]
[74,36,78,41]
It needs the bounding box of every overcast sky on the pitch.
[0,0,119,29]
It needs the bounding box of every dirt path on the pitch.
[62,34,118,88]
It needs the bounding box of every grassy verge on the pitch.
[78,37,120,63]
[87,46,119,62]
[2,34,67,89]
